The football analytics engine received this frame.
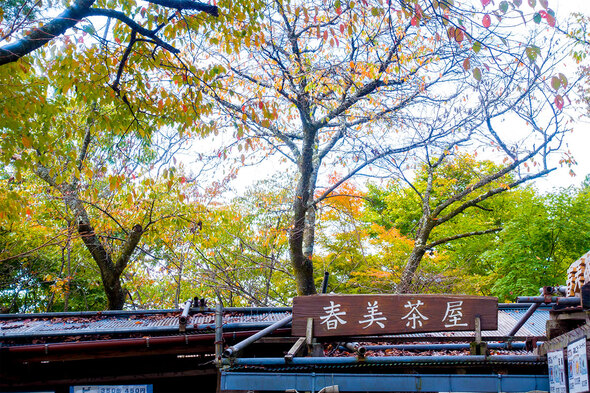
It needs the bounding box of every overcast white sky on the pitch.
[534,0,590,191]
[202,0,590,196]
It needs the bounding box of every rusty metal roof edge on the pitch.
[0,321,289,340]
[0,306,293,320]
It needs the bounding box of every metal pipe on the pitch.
[215,302,223,367]
[179,299,193,330]
[5,328,292,357]
[539,286,567,295]
[344,342,530,352]
[516,296,580,305]
[498,303,552,309]
[345,342,367,356]
[227,355,545,366]
[508,302,540,337]
[0,320,291,340]
[321,271,330,294]
[223,315,293,357]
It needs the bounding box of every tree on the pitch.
[484,183,590,300]
[364,166,590,299]
[200,0,574,295]
[0,93,199,309]
[123,175,295,308]
[0,0,261,309]
[0,0,218,66]
[365,154,532,292]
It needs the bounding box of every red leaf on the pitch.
[547,13,556,27]
[554,95,564,110]
[414,3,423,18]
[258,101,264,109]
[463,58,470,71]
[411,17,418,26]
[482,14,491,28]
[447,26,456,39]
[454,28,464,43]
[481,0,491,6]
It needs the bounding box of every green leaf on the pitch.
[334,0,341,9]
[499,1,509,13]
[473,67,482,81]
[525,45,540,62]
[551,76,560,91]
[532,12,541,24]
[82,24,96,35]
[513,0,522,6]
[472,41,482,53]
[558,73,568,89]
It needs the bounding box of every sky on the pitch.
[190,0,590,196]
[534,0,590,191]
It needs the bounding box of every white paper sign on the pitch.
[568,337,589,393]
[70,386,152,393]
[549,349,568,393]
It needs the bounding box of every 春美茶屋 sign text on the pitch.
[291,294,498,337]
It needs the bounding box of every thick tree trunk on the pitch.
[289,187,318,295]
[397,216,434,294]
[289,126,318,296]
[36,165,143,310]
[76,216,143,309]
[397,246,428,294]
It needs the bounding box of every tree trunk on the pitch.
[289,187,318,295]
[397,216,434,294]
[397,246,428,294]
[36,164,143,309]
[289,126,318,295]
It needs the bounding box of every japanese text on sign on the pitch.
[292,294,498,337]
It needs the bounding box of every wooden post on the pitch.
[470,315,488,355]
[305,317,324,357]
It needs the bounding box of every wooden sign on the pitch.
[292,294,498,337]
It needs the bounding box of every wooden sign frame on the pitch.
[292,294,498,337]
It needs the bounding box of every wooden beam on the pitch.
[284,337,306,362]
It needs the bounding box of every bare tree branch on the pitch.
[0,0,217,65]
[424,227,503,250]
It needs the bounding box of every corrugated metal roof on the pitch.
[0,306,549,341]
[0,309,292,340]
